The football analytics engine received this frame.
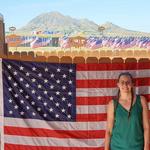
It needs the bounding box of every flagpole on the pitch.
[0,58,4,150]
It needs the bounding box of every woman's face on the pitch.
[117,75,133,93]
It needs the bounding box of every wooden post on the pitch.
[0,14,8,56]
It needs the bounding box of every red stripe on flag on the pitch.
[77,78,150,88]
[76,63,123,71]
[77,114,107,121]
[5,144,104,150]
[77,97,111,105]
[4,126,105,139]
[77,62,150,71]
[77,79,116,88]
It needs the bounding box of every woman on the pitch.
[104,72,149,150]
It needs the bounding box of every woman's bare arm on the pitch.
[104,100,114,150]
[140,96,150,150]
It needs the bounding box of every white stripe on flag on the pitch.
[77,105,106,114]
[4,118,106,130]
[77,70,150,79]
[5,135,104,147]
[76,86,150,97]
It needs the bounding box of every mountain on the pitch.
[17,12,98,36]
[16,11,150,37]
[100,22,150,37]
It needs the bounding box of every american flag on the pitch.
[0,59,150,150]
[59,37,70,49]
[86,37,102,49]
[30,37,50,48]
[20,36,35,45]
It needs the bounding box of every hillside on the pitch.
[16,11,150,37]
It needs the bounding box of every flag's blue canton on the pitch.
[3,59,76,121]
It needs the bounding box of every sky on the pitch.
[0,0,150,32]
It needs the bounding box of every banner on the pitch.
[0,59,150,150]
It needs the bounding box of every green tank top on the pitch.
[110,95,144,150]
